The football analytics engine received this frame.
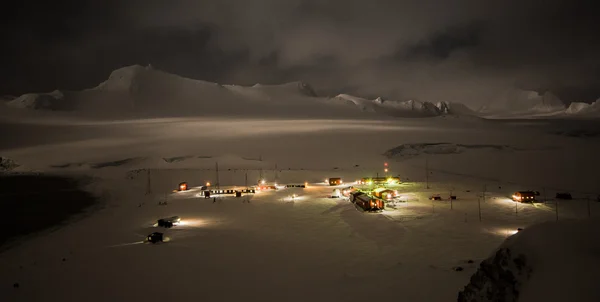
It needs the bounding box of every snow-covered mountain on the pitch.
[4,65,479,119]
[4,65,335,118]
[565,99,600,116]
[329,94,477,117]
[478,90,566,117]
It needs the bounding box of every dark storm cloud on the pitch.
[2,0,599,105]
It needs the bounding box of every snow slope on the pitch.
[1,114,600,301]
[4,65,482,120]
[565,100,600,116]
[476,90,600,119]
[479,90,565,115]
[3,65,372,119]
[459,219,600,302]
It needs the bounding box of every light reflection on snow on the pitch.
[486,227,520,237]
[177,219,207,228]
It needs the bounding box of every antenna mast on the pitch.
[216,161,220,190]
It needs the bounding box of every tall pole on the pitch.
[555,199,559,221]
[275,163,278,183]
[425,158,429,189]
[245,171,249,203]
[588,196,591,218]
[216,161,220,190]
[478,197,482,222]
[515,200,518,216]
[483,184,486,203]
[450,188,453,210]
[145,169,152,195]
[543,187,547,204]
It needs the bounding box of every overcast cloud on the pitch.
[1,0,598,106]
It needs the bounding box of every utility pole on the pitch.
[588,196,591,218]
[555,199,559,221]
[145,169,152,195]
[425,158,430,189]
[216,161,220,190]
[450,188,453,210]
[478,197,482,222]
[245,171,249,203]
[515,200,518,216]
[543,187,547,204]
[275,163,278,183]
[483,184,486,203]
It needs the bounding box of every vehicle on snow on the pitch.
[328,178,342,186]
[157,216,181,228]
[146,232,164,243]
[353,192,384,212]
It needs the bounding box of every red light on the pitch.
[384,162,388,166]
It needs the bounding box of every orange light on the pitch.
[206,182,211,186]
[384,168,388,172]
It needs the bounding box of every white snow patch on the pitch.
[329,94,477,118]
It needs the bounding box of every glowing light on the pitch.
[261,180,266,184]
[384,168,388,173]
[206,182,211,186]
[384,162,388,166]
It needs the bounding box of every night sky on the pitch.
[2,0,598,106]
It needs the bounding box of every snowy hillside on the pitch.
[459,219,600,302]
[329,94,477,117]
[7,90,69,110]
[3,65,364,119]
[4,65,482,120]
[565,100,600,116]
[479,90,565,114]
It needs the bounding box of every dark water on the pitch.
[0,174,97,250]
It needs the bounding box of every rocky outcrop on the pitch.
[0,157,20,171]
[458,248,532,302]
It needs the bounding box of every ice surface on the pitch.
[1,66,599,301]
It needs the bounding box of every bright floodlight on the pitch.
[206,182,211,186]
[261,180,266,184]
